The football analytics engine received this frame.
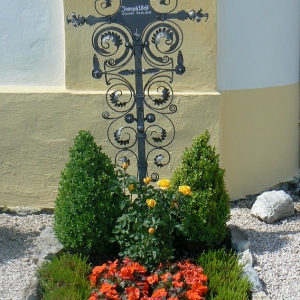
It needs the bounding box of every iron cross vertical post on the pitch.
[67,0,208,183]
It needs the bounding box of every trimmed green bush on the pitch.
[171,130,230,252]
[54,130,121,258]
[197,248,252,299]
[37,252,92,300]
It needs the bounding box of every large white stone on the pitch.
[251,190,294,223]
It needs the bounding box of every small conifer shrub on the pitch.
[54,130,121,258]
[171,130,230,252]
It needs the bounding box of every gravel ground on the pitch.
[0,200,300,300]
[0,214,53,300]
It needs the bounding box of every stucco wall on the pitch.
[0,0,65,86]
[0,0,299,207]
[217,0,300,199]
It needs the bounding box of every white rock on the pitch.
[251,190,294,223]
[243,264,263,292]
[237,249,253,266]
[252,291,271,300]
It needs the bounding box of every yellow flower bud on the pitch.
[146,199,156,208]
[148,228,155,235]
[128,184,135,192]
[122,162,129,170]
[178,185,192,196]
[143,177,151,185]
[157,179,171,190]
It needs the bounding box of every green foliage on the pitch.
[171,130,230,251]
[197,248,252,299]
[53,130,121,258]
[37,252,92,300]
[110,172,191,271]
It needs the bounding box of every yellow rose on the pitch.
[143,177,151,185]
[148,228,155,235]
[128,184,135,192]
[157,179,171,190]
[122,162,129,170]
[178,185,192,196]
[146,199,156,208]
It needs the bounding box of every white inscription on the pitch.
[121,5,152,16]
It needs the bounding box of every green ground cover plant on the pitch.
[37,252,92,300]
[197,248,252,299]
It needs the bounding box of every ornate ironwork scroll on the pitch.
[66,0,208,183]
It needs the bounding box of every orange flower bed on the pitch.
[89,258,208,300]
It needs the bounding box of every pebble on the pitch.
[1,201,300,300]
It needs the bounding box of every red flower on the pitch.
[152,288,167,298]
[88,291,99,300]
[172,280,184,288]
[161,272,172,283]
[186,290,202,300]
[99,282,114,293]
[191,282,208,296]
[126,286,140,300]
[146,273,159,285]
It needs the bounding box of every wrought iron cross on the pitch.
[67,0,208,183]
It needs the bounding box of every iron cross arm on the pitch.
[66,7,209,33]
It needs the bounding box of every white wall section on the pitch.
[0,0,65,86]
[217,0,300,91]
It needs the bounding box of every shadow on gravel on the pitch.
[240,212,300,255]
[0,226,40,263]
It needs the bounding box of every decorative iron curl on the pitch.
[94,0,121,17]
[143,21,183,63]
[106,117,137,150]
[115,149,138,170]
[147,147,171,168]
[150,0,178,14]
[92,25,132,68]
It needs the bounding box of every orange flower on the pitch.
[172,280,184,288]
[143,177,151,185]
[178,185,192,196]
[107,289,120,300]
[172,272,182,281]
[120,266,135,280]
[89,291,99,300]
[191,283,208,296]
[146,273,159,285]
[186,290,202,300]
[157,179,171,190]
[99,282,113,293]
[161,272,172,282]
[90,273,97,287]
[152,288,167,298]
[126,286,140,300]
[92,263,107,275]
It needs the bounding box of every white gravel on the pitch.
[0,214,53,300]
[0,202,300,300]
[228,200,300,300]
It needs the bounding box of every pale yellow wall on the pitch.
[220,83,300,200]
[1,0,299,208]
[0,90,220,208]
[64,0,216,92]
